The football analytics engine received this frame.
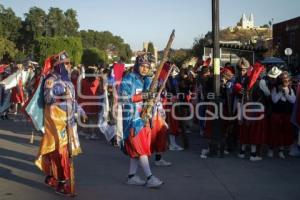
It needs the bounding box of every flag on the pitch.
[159,62,171,81]
[0,70,20,90]
[97,89,116,142]
[203,58,211,67]
[25,77,45,133]
[248,62,264,90]
[113,63,125,85]
[24,57,52,133]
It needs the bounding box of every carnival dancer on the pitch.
[270,71,296,158]
[97,67,117,144]
[0,67,11,120]
[151,62,174,166]
[234,58,250,160]
[97,63,125,145]
[177,68,193,149]
[197,66,214,158]
[194,59,212,145]
[151,99,171,166]
[10,64,25,117]
[196,65,213,137]
[78,66,101,140]
[235,58,266,161]
[34,51,84,196]
[119,54,163,188]
[260,66,282,158]
[165,65,183,151]
[220,66,235,155]
[246,62,268,161]
[107,66,117,125]
[27,61,37,87]
[70,67,80,99]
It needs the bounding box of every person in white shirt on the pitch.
[270,71,296,159]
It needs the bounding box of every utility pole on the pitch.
[209,0,222,157]
[212,0,220,97]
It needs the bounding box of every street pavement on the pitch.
[1,118,300,200]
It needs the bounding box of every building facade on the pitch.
[273,16,300,70]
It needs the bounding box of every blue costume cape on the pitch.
[119,72,151,140]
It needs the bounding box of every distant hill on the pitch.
[219,27,272,44]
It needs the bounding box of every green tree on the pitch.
[192,32,212,59]
[80,30,132,63]
[17,7,81,60]
[24,7,47,38]
[170,49,192,67]
[64,9,79,36]
[119,43,132,63]
[262,24,269,28]
[81,48,108,66]
[34,36,83,65]
[14,51,27,63]
[147,42,155,55]
[0,5,132,64]
[18,7,47,55]
[79,30,92,48]
[47,7,65,37]
[0,4,22,42]
[0,37,18,61]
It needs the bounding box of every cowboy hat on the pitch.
[267,66,282,79]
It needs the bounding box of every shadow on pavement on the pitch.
[0,132,39,146]
[0,156,38,174]
[0,147,36,161]
[0,117,35,135]
[0,166,52,195]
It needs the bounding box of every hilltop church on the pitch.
[234,14,268,30]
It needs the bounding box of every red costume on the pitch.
[11,78,24,104]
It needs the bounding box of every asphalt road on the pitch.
[1,118,300,200]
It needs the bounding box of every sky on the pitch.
[1,0,299,51]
